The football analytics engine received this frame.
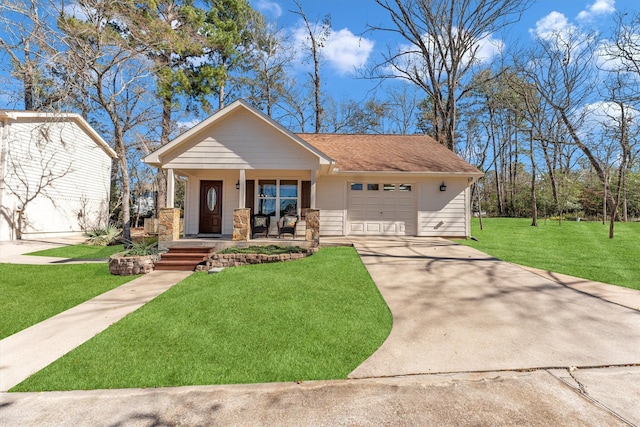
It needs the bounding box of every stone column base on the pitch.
[158,208,180,250]
[233,208,251,241]
[305,209,320,244]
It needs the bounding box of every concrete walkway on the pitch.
[349,237,640,379]
[0,237,105,265]
[0,270,192,391]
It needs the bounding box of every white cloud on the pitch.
[324,29,375,74]
[577,0,615,21]
[254,0,282,18]
[530,11,576,39]
[291,24,374,75]
[467,32,504,64]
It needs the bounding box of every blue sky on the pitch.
[249,0,639,102]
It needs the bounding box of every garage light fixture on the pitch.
[236,181,240,190]
[439,182,447,192]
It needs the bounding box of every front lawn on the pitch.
[458,218,640,290]
[0,264,137,339]
[26,244,125,259]
[12,247,392,391]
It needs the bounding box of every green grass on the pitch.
[0,264,137,339]
[458,218,640,290]
[26,244,125,259]
[12,247,392,391]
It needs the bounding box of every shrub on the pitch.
[85,223,122,246]
[122,240,159,257]
[218,245,303,255]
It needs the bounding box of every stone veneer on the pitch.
[232,208,251,241]
[158,208,180,250]
[109,254,158,275]
[196,247,318,271]
[305,209,320,243]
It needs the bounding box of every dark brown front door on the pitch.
[199,180,223,234]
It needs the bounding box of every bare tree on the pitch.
[524,28,627,237]
[0,0,67,110]
[291,0,331,134]
[371,0,532,151]
[240,21,294,117]
[58,0,154,243]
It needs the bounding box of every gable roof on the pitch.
[0,110,117,159]
[143,99,333,167]
[297,134,482,175]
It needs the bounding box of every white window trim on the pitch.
[256,179,301,218]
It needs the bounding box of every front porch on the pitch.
[157,207,320,250]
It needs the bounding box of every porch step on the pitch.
[155,246,215,271]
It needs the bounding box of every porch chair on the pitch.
[251,214,271,238]
[277,214,298,238]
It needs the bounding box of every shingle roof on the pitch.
[297,133,481,174]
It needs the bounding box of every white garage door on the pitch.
[348,183,415,236]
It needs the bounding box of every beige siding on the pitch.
[163,109,320,170]
[1,120,112,240]
[316,176,346,236]
[417,177,469,237]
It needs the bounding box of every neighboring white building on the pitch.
[144,100,483,239]
[0,111,117,241]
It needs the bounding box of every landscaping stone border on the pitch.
[109,254,159,275]
[197,247,318,271]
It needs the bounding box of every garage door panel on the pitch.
[348,183,415,236]
[366,223,381,232]
[350,223,364,232]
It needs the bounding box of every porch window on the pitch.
[258,180,277,216]
[257,179,299,217]
[280,180,298,216]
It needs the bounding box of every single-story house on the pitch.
[0,111,116,241]
[143,100,482,239]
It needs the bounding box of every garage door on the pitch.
[348,183,415,235]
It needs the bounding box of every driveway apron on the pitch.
[349,237,640,379]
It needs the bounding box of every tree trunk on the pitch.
[530,131,538,227]
[156,94,172,215]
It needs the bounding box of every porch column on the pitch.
[310,169,317,209]
[166,168,175,208]
[239,169,246,209]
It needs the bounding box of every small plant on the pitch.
[218,245,303,255]
[85,223,122,246]
[122,240,159,257]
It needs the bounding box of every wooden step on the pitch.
[154,260,206,271]
[160,253,208,261]
[166,246,215,254]
[154,246,215,271]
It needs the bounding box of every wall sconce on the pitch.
[235,181,240,190]
[439,182,447,192]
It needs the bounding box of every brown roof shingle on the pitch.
[297,134,481,174]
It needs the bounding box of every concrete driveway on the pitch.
[349,237,640,379]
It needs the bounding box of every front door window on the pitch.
[206,187,217,211]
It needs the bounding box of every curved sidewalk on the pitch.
[348,237,640,379]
